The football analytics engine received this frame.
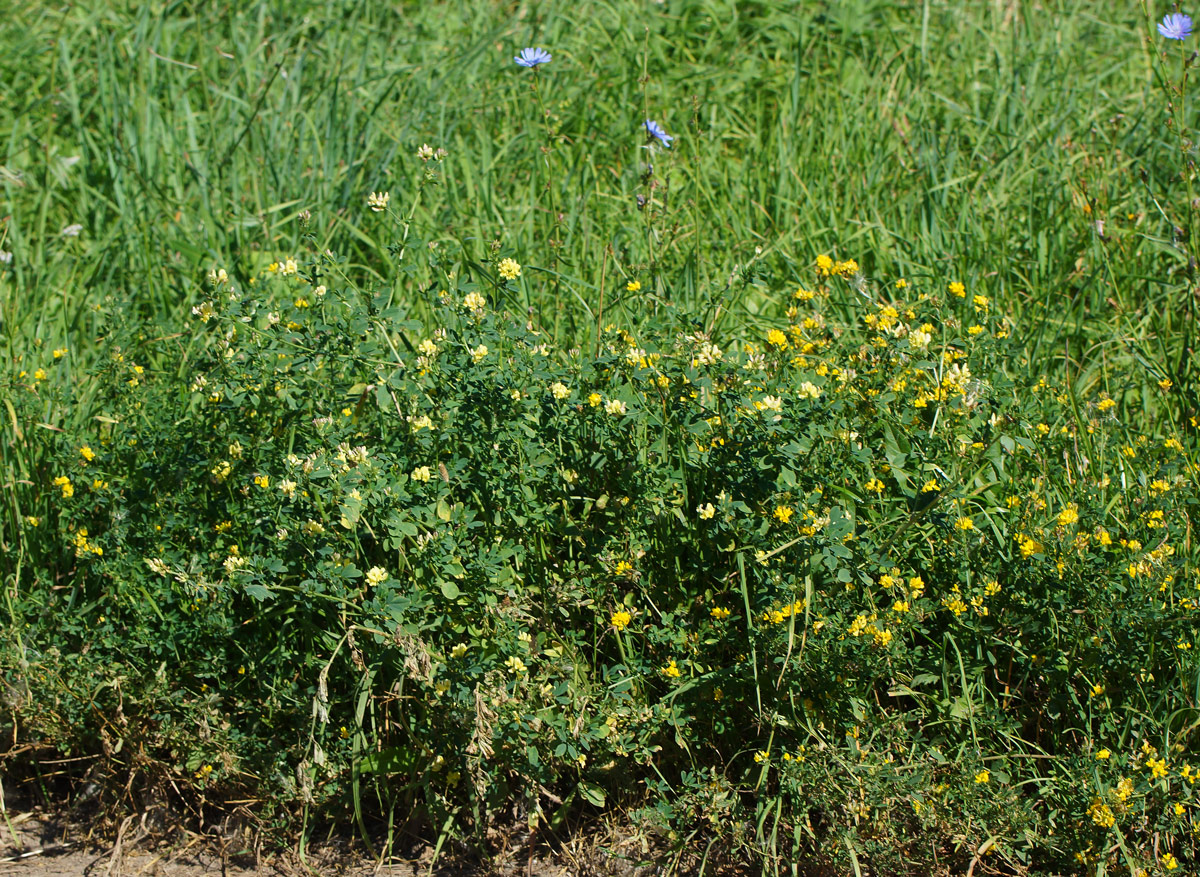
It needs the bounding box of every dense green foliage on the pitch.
[2,0,1200,874]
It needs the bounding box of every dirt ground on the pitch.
[0,810,662,877]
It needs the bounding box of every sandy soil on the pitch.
[0,810,657,876]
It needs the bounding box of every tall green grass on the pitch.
[0,0,1175,352]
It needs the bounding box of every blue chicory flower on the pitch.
[1158,12,1193,39]
[514,47,552,67]
[644,119,673,147]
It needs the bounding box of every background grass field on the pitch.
[3,0,1199,872]
[1,0,1185,357]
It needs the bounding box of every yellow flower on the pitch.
[864,478,884,494]
[470,344,488,363]
[892,600,909,614]
[955,516,975,531]
[549,382,570,400]
[626,279,641,292]
[1163,853,1178,871]
[1096,749,1110,760]
[754,750,769,764]
[1090,683,1104,698]
[53,347,68,358]
[816,254,834,275]
[505,656,527,675]
[365,567,388,587]
[1087,799,1115,828]
[53,476,74,498]
[1159,378,1173,392]
[895,278,908,289]
[909,328,932,349]
[451,643,468,659]
[498,258,522,281]
[697,502,716,520]
[411,466,432,482]
[974,769,990,784]
[774,505,794,524]
[662,660,682,678]
[1057,504,1079,527]
[710,606,731,621]
[80,445,95,462]
[462,291,486,312]
[948,281,966,298]
[767,328,789,349]
[253,474,270,489]
[921,479,941,493]
[610,609,632,631]
[588,392,602,407]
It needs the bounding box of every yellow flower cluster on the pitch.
[762,600,805,625]
[816,254,859,277]
[846,612,892,646]
[73,529,103,557]
[497,258,521,281]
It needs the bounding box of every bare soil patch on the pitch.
[0,810,665,876]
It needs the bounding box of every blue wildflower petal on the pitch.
[1158,12,1193,39]
[644,119,673,147]
[515,47,552,67]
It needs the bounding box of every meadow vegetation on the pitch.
[2,0,1199,873]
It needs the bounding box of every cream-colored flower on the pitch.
[498,258,521,281]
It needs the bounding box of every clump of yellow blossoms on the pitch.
[497,258,521,281]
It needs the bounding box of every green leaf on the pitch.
[243,584,275,602]
[578,781,606,807]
